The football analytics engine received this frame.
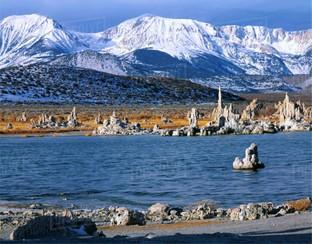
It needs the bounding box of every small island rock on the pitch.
[233,143,265,170]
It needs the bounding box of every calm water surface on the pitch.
[0,132,311,209]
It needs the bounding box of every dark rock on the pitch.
[9,216,96,240]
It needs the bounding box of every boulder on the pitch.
[188,202,215,220]
[168,207,183,221]
[216,208,227,218]
[285,197,311,212]
[147,203,169,216]
[275,208,287,217]
[146,203,170,222]
[9,216,96,240]
[110,207,145,226]
[228,208,240,221]
[181,201,216,221]
[228,203,270,221]
[233,143,265,170]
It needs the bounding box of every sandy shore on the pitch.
[1,212,311,243]
[100,212,312,237]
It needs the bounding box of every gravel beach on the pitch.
[1,212,311,243]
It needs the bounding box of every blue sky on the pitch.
[0,0,311,32]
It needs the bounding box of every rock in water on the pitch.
[233,143,265,170]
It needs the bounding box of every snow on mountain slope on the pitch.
[99,14,220,59]
[219,25,311,56]
[0,14,86,68]
[51,50,134,76]
[0,14,311,78]
[100,15,312,58]
[98,15,311,75]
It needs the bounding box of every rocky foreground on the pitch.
[0,197,310,241]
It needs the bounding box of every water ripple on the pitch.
[0,132,311,209]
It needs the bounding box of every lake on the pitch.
[0,132,311,210]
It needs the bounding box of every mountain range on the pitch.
[0,14,311,93]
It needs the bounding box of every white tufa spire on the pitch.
[217,86,223,110]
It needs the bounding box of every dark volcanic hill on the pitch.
[0,64,242,104]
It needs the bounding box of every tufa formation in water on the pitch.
[233,143,265,170]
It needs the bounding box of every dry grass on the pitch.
[0,104,217,134]
[0,92,310,135]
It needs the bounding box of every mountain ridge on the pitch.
[0,14,311,93]
[0,14,311,73]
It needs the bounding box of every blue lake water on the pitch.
[0,132,311,210]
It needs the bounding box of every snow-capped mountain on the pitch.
[97,14,311,75]
[0,14,311,90]
[0,14,86,68]
[101,14,311,57]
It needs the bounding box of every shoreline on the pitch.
[1,92,311,137]
[0,130,91,137]
[99,212,312,239]
[1,214,311,243]
[0,197,311,242]
[0,128,310,138]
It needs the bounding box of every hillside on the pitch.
[0,64,241,104]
